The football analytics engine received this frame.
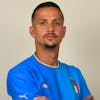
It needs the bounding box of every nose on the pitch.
[47,23,54,32]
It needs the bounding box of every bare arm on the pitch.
[34,96,50,100]
[83,95,94,100]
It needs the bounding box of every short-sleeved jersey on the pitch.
[7,55,91,100]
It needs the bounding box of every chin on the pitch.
[44,44,57,49]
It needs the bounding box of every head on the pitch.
[29,2,66,49]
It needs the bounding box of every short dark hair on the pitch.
[31,1,64,23]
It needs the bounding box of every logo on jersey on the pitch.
[18,94,28,99]
[70,79,80,93]
[42,83,48,88]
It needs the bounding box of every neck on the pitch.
[35,45,59,67]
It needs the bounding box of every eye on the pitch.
[39,21,46,25]
[54,21,61,26]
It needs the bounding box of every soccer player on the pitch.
[7,1,93,100]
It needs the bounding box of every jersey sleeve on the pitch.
[7,66,41,100]
[77,69,92,99]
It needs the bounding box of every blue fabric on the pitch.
[7,55,91,100]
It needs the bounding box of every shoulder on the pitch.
[7,55,40,98]
[60,62,92,99]
[59,61,80,73]
[59,61,83,79]
[7,55,34,78]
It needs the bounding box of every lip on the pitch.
[46,35,56,38]
[47,35,54,37]
[46,36,55,40]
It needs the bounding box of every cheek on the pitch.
[34,31,44,41]
[56,28,65,37]
[34,26,46,36]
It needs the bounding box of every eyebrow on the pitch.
[39,19,47,21]
[53,19,62,21]
[39,18,62,22]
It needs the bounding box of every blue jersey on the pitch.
[7,55,91,100]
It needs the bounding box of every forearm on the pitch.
[34,96,50,100]
[83,95,94,100]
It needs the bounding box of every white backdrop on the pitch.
[0,0,100,100]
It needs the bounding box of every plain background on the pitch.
[0,0,100,99]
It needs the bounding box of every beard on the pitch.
[44,43,57,49]
[43,32,58,49]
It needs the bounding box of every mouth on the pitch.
[45,36,56,41]
[45,33,57,39]
[47,35,55,38]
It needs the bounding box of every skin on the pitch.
[30,7,66,67]
[34,96,50,100]
[29,7,93,100]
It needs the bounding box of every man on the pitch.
[7,2,93,100]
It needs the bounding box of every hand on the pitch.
[34,96,50,100]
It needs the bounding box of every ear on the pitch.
[62,26,66,37]
[29,26,35,38]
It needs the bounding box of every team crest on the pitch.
[70,78,80,93]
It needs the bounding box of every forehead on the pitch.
[34,7,63,20]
